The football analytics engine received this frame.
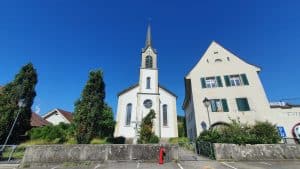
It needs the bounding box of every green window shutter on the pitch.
[224,75,231,87]
[236,98,250,111]
[216,76,223,87]
[236,98,242,111]
[201,78,206,88]
[221,99,229,112]
[241,74,249,85]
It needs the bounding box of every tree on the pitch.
[177,115,187,137]
[138,109,159,144]
[74,70,105,144]
[0,63,38,144]
[98,103,115,138]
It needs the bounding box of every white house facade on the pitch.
[43,108,73,125]
[114,25,178,142]
[183,41,300,142]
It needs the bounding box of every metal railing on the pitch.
[196,140,215,159]
[281,138,300,144]
[0,145,21,163]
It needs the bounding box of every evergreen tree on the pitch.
[98,103,115,137]
[74,70,105,144]
[138,109,159,144]
[0,63,38,144]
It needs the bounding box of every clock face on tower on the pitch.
[143,99,153,108]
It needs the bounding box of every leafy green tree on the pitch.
[74,70,105,144]
[98,103,115,137]
[138,109,159,144]
[0,63,38,144]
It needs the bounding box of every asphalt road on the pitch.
[1,160,300,169]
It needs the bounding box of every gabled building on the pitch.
[30,112,50,127]
[183,41,300,142]
[114,25,178,143]
[43,108,73,125]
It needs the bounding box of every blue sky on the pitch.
[0,0,300,116]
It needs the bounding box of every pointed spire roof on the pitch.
[145,24,152,48]
[142,23,156,53]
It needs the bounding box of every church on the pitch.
[114,25,178,143]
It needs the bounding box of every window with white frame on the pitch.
[205,77,217,88]
[201,76,223,88]
[210,99,229,112]
[229,75,242,86]
[224,74,249,87]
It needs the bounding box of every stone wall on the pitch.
[21,144,178,166]
[214,143,300,161]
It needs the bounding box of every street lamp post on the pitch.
[203,97,211,129]
[0,99,26,152]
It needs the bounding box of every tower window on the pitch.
[125,103,132,125]
[146,77,151,89]
[145,55,153,68]
[163,104,168,126]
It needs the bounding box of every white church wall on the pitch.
[114,87,139,138]
[139,69,158,94]
[159,88,178,138]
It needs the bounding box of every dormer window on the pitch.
[145,55,153,68]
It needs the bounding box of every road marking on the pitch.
[259,162,272,166]
[221,162,238,169]
[177,162,184,169]
[94,164,101,169]
[51,166,59,169]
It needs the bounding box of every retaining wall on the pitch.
[21,144,178,167]
[214,143,300,161]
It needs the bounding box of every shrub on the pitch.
[197,120,281,144]
[28,123,75,144]
[250,121,281,144]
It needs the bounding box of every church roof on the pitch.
[117,84,139,96]
[117,83,177,98]
[159,84,177,98]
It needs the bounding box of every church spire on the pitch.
[143,23,156,53]
[145,24,152,48]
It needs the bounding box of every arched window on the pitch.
[146,77,151,89]
[163,104,168,126]
[126,103,132,125]
[145,55,153,68]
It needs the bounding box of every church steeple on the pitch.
[142,24,156,53]
[145,24,152,48]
